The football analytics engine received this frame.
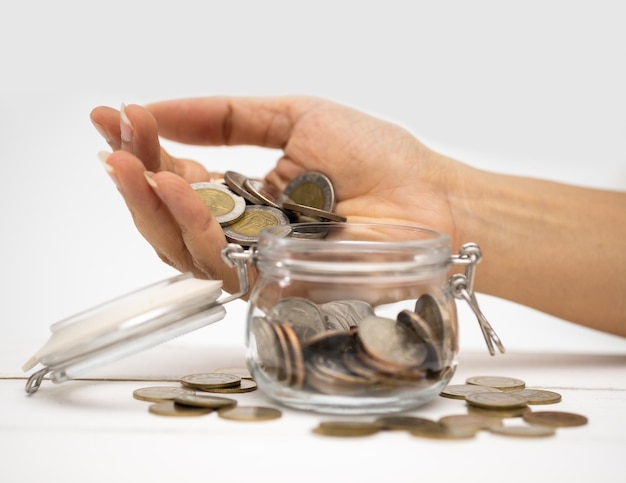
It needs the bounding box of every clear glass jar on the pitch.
[246,222,461,414]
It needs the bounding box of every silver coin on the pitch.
[224,171,265,205]
[173,393,238,409]
[250,316,284,380]
[243,178,282,209]
[281,171,335,211]
[191,182,246,225]
[319,300,374,330]
[266,297,326,344]
[222,205,289,246]
[414,294,445,343]
[439,384,502,400]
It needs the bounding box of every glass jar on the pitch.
[245,222,467,414]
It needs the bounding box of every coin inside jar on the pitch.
[191,182,246,225]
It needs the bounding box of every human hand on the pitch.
[90,96,463,293]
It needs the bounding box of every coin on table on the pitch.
[132,386,195,403]
[523,411,588,427]
[173,393,238,409]
[440,384,503,400]
[489,425,556,438]
[214,366,254,380]
[222,205,289,246]
[218,406,282,422]
[223,171,265,205]
[438,413,503,431]
[199,378,258,394]
[148,401,214,417]
[467,404,531,419]
[508,388,562,405]
[180,373,242,390]
[281,171,335,211]
[466,391,529,409]
[409,422,476,440]
[313,421,381,437]
[375,415,440,432]
[191,182,246,225]
[466,375,526,391]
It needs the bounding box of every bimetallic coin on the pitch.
[466,375,526,391]
[523,411,588,428]
[223,171,265,205]
[218,406,282,421]
[148,401,214,417]
[282,171,335,211]
[440,384,502,400]
[180,373,242,390]
[313,421,381,437]
[508,388,562,405]
[191,182,246,225]
[173,393,238,409]
[465,391,529,409]
[132,386,194,403]
[489,425,556,438]
[222,205,289,246]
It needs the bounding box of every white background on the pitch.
[2,0,625,361]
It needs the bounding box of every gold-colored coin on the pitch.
[508,388,562,405]
[222,205,289,246]
[180,373,242,390]
[523,411,588,428]
[218,406,282,422]
[173,393,238,409]
[409,422,476,440]
[148,401,214,417]
[466,391,529,409]
[489,425,556,438]
[438,413,503,431]
[132,386,194,403]
[313,421,381,437]
[191,182,245,225]
[440,384,502,400]
[467,404,531,419]
[466,375,526,391]
[199,378,258,394]
[375,416,440,432]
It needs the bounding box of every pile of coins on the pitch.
[192,170,346,246]
[312,375,588,438]
[132,369,281,421]
[252,293,451,397]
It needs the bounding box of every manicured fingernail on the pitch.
[98,151,119,186]
[120,103,133,145]
[144,171,158,189]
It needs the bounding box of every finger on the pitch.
[102,150,196,274]
[90,106,122,151]
[146,170,243,292]
[119,103,163,172]
[145,95,321,148]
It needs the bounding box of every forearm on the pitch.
[451,163,626,337]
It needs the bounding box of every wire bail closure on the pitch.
[450,242,505,355]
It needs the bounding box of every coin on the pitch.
[508,388,562,405]
[198,378,258,393]
[243,178,282,209]
[281,201,347,223]
[466,375,526,391]
[266,297,326,343]
[465,392,529,409]
[218,406,282,421]
[467,404,531,419]
[489,425,556,438]
[409,422,476,440]
[173,393,238,409]
[214,367,254,380]
[223,171,265,205]
[375,415,440,432]
[522,411,588,427]
[438,413,503,431]
[180,373,242,390]
[440,384,502,400]
[280,323,306,388]
[191,182,246,225]
[313,421,381,437]
[282,171,335,211]
[251,316,284,380]
[319,300,374,330]
[132,386,194,403]
[148,401,214,417]
[222,205,289,246]
[414,293,445,342]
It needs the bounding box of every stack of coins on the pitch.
[251,293,450,398]
[313,375,588,439]
[192,170,346,246]
[132,370,281,421]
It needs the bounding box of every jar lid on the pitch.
[23,273,226,393]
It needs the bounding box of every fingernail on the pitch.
[98,151,119,186]
[91,120,112,144]
[120,103,133,146]
[144,171,158,189]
